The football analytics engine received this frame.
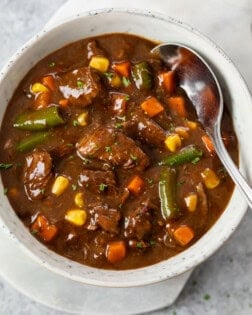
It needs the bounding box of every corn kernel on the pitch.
[74,192,84,208]
[65,209,87,226]
[164,134,182,152]
[109,74,122,88]
[184,193,198,212]
[31,83,49,94]
[201,168,220,189]
[77,112,89,126]
[89,56,110,73]
[186,120,198,130]
[175,126,189,139]
[51,176,69,196]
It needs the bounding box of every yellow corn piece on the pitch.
[175,126,189,139]
[31,83,49,93]
[74,192,84,208]
[51,176,69,196]
[109,73,122,88]
[201,168,220,189]
[184,193,198,212]
[77,112,89,126]
[89,56,110,73]
[65,209,87,226]
[164,134,181,152]
[186,120,198,130]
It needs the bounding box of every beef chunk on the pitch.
[124,109,166,147]
[88,205,121,234]
[78,169,116,193]
[77,127,149,171]
[23,150,52,200]
[56,67,100,106]
[124,203,152,240]
[87,40,106,59]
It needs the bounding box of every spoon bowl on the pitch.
[152,43,252,208]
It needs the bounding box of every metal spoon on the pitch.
[152,43,252,208]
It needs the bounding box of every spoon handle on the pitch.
[212,128,252,209]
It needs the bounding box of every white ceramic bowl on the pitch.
[0,9,251,287]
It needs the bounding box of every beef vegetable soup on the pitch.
[0,34,238,270]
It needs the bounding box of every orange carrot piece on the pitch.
[59,99,69,107]
[34,91,51,109]
[106,241,126,263]
[42,75,55,91]
[31,215,58,242]
[112,61,130,77]
[140,96,164,117]
[173,226,194,246]
[158,71,176,93]
[168,96,187,117]
[127,175,145,194]
[202,135,215,154]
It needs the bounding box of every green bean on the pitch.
[159,168,180,219]
[159,145,203,166]
[131,61,153,90]
[16,132,49,152]
[13,106,65,131]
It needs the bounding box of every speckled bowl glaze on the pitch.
[0,9,251,287]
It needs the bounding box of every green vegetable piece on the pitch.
[0,163,13,169]
[16,132,49,152]
[131,61,153,90]
[159,168,180,219]
[159,145,203,166]
[13,106,65,131]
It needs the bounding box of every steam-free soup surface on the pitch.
[0,34,238,269]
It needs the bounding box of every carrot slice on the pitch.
[31,215,58,242]
[59,99,69,107]
[34,91,51,109]
[158,71,176,93]
[127,175,145,194]
[173,226,194,246]
[112,61,130,77]
[168,96,187,117]
[202,135,215,154]
[42,75,55,91]
[106,241,126,263]
[140,96,164,117]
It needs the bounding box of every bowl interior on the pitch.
[0,9,251,287]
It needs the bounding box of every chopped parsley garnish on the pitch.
[169,123,175,132]
[191,157,201,164]
[31,229,39,235]
[130,154,138,161]
[66,143,74,147]
[136,242,144,248]
[72,120,79,127]
[218,167,228,177]
[118,115,126,122]
[104,72,114,78]
[177,180,185,186]
[150,240,156,246]
[77,80,84,88]
[122,76,131,87]
[203,294,211,301]
[82,157,91,165]
[147,178,153,184]
[115,122,123,129]
[67,155,74,160]
[40,188,45,195]
[72,184,77,191]
[0,163,13,169]
[48,61,55,67]
[105,146,112,153]
[99,183,108,192]
[124,95,130,101]
[3,187,8,195]
[118,203,123,209]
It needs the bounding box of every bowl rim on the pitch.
[0,7,251,287]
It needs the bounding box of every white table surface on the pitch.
[0,0,252,314]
